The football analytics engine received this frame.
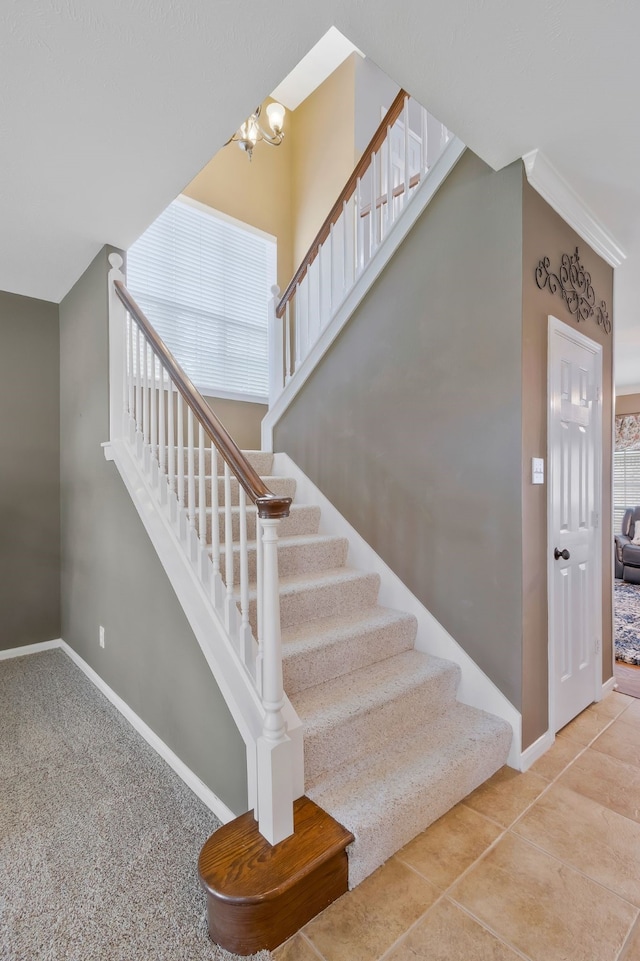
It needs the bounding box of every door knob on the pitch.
[554,548,570,560]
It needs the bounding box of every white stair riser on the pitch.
[185,476,296,508]
[302,665,460,782]
[197,505,322,543]
[283,613,417,695]
[220,536,348,583]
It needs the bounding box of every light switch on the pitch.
[532,457,544,485]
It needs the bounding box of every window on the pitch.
[126,197,276,402]
[614,449,640,531]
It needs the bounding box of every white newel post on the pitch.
[268,285,284,407]
[107,253,127,442]
[256,514,293,845]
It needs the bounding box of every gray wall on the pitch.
[59,247,247,813]
[0,291,60,650]
[274,152,524,708]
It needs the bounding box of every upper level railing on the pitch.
[269,91,452,401]
[108,254,298,845]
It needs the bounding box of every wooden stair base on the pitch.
[198,796,354,955]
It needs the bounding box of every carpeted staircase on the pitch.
[195,449,512,889]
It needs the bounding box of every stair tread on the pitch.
[308,702,512,886]
[241,567,378,601]
[291,649,459,731]
[282,606,416,651]
[217,533,347,555]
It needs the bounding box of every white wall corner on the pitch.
[522,149,626,269]
[519,728,554,773]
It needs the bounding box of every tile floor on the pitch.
[274,690,640,961]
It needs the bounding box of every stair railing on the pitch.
[107,253,298,845]
[269,90,451,402]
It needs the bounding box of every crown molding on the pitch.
[616,384,640,396]
[523,149,626,269]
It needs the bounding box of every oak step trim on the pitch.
[198,796,353,954]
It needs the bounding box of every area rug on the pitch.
[615,579,640,665]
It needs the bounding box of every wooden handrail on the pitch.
[276,88,409,318]
[114,280,291,520]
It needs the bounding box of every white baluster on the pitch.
[327,224,334,320]
[210,443,222,607]
[224,461,236,635]
[187,407,196,557]
[142,340,149,450]
[304,270,311,361]
[371,151,379,253]
[294,285,301,373]
[198,423,206,544]
[342,199,349,299]
[355,177,363,274]
[158,365,166,493]
[134,326,141,439]
[256,515,293,845]
[167,382,175,499]
[150,350,157,463]
[403,96,410,207]
[284,300,292,384]
[318,244,324,329]
[255,513,264,695]
[128,314,134,427]
[238,487,252,665]
[386,124,393,233]
[176,393,184,509]
[421,105,428,174]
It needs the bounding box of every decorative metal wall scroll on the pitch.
[535,247,611,334]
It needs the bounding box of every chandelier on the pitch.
[227,102,286,161]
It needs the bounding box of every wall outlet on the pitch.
[99,625,105,649]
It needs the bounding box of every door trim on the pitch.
[547,315,603,735]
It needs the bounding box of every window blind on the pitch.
[614,449,640,531]
[126,198,276,402]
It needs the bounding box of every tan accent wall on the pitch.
[291,54,358,268]
[179,102,284,441]
[200,396,265,450]
[183,99,294,296]
[521,174,614,748]
[616,394,640,415]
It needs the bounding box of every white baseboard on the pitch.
[519,728,554,772]
[0,638,62,660]
[0,637,236,825]
[602,676,617,697]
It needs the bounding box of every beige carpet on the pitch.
[0,649,270,961]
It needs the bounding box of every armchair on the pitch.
[615,507,640,583]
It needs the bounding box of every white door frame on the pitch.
[547,315,603,736]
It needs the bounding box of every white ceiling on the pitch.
[1,1,639,386]
[271,26,362,111]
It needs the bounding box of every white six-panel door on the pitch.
[548,316,603,733]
